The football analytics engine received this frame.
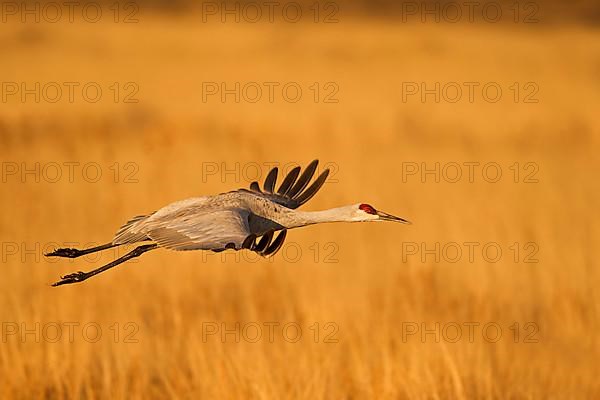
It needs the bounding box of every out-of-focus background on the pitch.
[1,1,599,398]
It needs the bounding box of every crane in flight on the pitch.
[47,160,410,286]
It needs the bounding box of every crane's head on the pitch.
[353,203,411,224]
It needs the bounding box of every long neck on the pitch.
[276,206,353,229]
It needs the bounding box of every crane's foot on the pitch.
[45,248,83,258]
[52,271,88,286]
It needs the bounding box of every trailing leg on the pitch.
[45,242,119,259]
[52,244,158,287]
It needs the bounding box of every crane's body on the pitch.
[47,160,410,286]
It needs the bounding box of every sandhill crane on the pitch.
[47,159,410,286]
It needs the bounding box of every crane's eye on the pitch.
[359,203,377,215]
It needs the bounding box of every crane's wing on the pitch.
[239,229,287,257]
[120,208,287,256]
[248,159,329,209]
[142,209,251,251]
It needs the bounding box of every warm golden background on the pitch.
[1,1,599,398]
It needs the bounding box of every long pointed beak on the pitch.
[376,210,411,224]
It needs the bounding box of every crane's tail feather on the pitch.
[113,213,154,244]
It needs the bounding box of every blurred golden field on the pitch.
[1,3,599,399]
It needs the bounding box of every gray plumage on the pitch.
[112,159,331,253]
[47,159,410,286]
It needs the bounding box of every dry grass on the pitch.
[0,14,599,399]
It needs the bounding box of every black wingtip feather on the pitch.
[250,182,261,192]
[263,167,278,193]
[247,160,327,209]
[253,231,273,252]
[242,234,256,249]
[287,160,319,198]
[277,166,301,195]
[265,230,287,256]
[293,168,330,206]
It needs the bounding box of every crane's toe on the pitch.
[52,271,88,287]
[45,248,82,258]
